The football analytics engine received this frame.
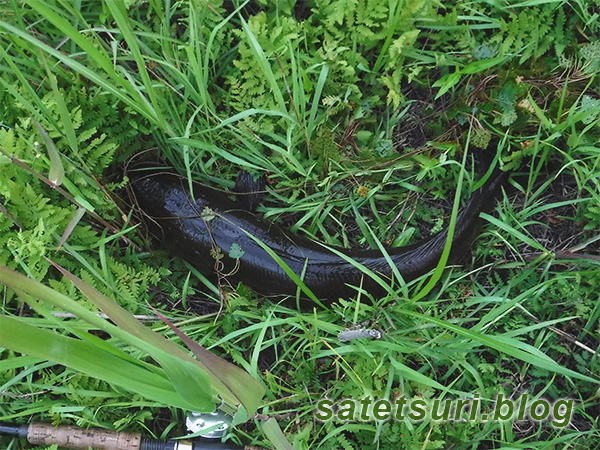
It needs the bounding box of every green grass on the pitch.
[1,0,600,449]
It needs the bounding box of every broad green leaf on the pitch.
[433,69,462,99]
[0,355,45,371]
[47,262,225,405]
[228,242,246,259]
[0,315,200,410]
[263,419,294,450]
[461,55,508,74]
[0,265,216,412]
[48,261,264,417]
[153,308,265,419]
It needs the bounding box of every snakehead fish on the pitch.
[131,167,506,302]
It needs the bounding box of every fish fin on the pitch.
[234,170,266,212]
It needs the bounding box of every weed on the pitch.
[1,0,600,448]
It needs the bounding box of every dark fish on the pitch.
[131,167,506,303]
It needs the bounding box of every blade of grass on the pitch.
[57,206,86,250]
[32,119,65,187]
[306,64,328,140]
[480,213,547,252]
[230,224,327,306]
[24,0,116,76]
[412,149,470,302]
[400,309,599,384]
[263,418,294,450]
[238,15,286,112]
[201,0,248,111]
[0,355,46,372]
[0,19,158,125]
[39,51,79,155]
[105,1,169,134]
[0,44,59,129]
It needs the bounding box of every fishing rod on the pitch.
[0,411,264,450]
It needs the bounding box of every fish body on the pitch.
[132,169,506,302]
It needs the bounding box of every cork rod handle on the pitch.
[27,422,142,450]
